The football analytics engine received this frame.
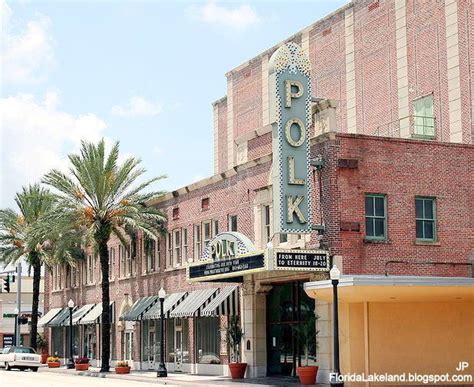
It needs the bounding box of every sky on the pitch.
[0,0,348,210]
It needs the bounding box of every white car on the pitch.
[0,346,41,372]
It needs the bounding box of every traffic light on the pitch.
[18,316,28,325]
[3,275,10,293]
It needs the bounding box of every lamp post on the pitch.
[330,264,344,386]
[157,287,167,377]
[13,307,19,346]
[67,299,75,369]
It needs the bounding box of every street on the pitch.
[0,368,308,387]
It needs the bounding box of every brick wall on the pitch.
[214,0,473,172]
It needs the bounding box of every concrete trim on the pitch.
[305,275,474,291]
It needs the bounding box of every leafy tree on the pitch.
[0,184,57,350]
[42,139,166,371]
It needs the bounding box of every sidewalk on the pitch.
[41,366,322,386]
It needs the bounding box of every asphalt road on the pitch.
[0,368,165,387]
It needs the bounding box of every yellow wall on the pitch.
[368,302,474,375]
[340,301,474,382]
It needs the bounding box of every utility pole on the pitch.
[15,261,22,346]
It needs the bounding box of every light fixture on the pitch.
[158,287,166,300]
[330,264,340,280]
[68,299,75,308]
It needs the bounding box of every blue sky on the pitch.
[1,0,347,209]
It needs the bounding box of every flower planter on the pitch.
[296,366,318,385]
[40,354,49,364]
[115,366,130,374]
[75,363,89,371]
[48,361,61,368]
[228,363,247,379]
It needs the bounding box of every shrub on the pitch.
[116,361,129,368]
[47,356,59,363]
[75,357,89,364]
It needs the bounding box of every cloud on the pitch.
[110,96,162,117]
[188,1,261,31]
[1,0,54,83]
[0,92,107,207]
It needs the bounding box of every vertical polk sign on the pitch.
[269,42,312,233]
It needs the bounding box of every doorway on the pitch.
[174,319,183,372]
[266,281,316,376]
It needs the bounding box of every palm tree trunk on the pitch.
[97,227,111,372]
[30,253,41,351]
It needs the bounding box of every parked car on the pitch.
[0,346,41,371]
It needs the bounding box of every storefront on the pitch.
[304,275,474,383]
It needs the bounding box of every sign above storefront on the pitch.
[269,42,312,234]
[273,249,330,271]
[188,232,267,281]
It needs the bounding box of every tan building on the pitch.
[0,273,44,348]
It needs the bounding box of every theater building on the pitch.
[43,0,473,383]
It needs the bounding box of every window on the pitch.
[87,255,94,283]
[201,197,210,211]
[172,207,179,220]
[167,233,173,267]
[415,197,436,241]
[108,248,115,278]
[183,228,188,262]
[194,224,201,260]
[157,238,161,269]
[173,229,181,266]
[228,215,238,232]
[212,220,219,237]
[279,233,288,243]
[196,317,220,364]
[119,245,126,278]
[144,236,156,272]
[263,205,271,243]
[203,221,212,248]
[413,95,434,136]
[365,194,387,239]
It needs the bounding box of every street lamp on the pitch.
[329,264,343,386]
[13,307,19,346]
[157,287,167,377]
[67,299,75,369]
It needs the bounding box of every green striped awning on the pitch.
[120,296,159,321]
[38,308,62,327]
[201,285,239,317]
[169,288,218,318]
[62,304,96,325]
[47,306,77,327]
[142,292,188,320]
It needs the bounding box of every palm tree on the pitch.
[0,184,56,351]
[42,139,166,372]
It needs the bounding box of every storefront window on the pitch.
[196,317,220,364]
[51,327,64,357]
[166,319,175,362]
[83,325,97,359]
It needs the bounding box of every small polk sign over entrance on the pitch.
[269,42,312,234]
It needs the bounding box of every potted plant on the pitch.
[115,361,131,374]
[47,356,60,368]
[227,315,247,379]
[37,333,48,364]
[295,313,319,385]
[74,357,90,371]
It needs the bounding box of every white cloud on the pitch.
[110,96,162,117]
[1,0,54,83]
[188,1,261,31]
[0,92,107,207]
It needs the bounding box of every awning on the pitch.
[62,304,96,325]
[47,306,77,327]
[38,308,62,327]
[304,275,474,302]
[120,296,159,321]
[201,285,239,317]
[170,288,218,318]
[142,292,188,320]
[79,302,114,325]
